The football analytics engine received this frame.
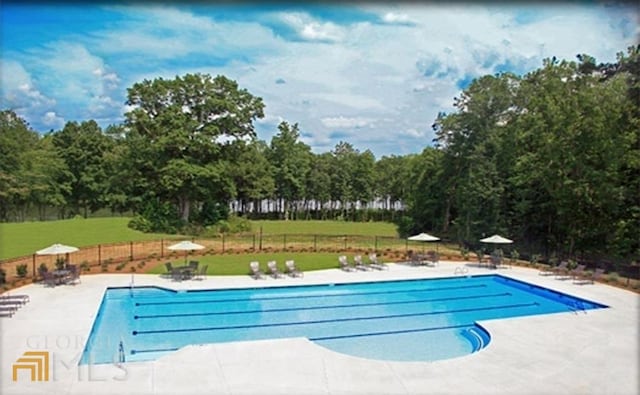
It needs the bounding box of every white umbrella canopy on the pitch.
[167,241,205,251]
[408,233,441,253]
[36,243,79,255]
[479,234,513,244]
[168,241,205,264]
[408,233,440,242]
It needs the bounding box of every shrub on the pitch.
[80,261,91,272]
[55,257,66,270]
[607,272,619,283]
[38,263,49,274]
[510,249,520,263]
[115,263,126,271]
[16,264,28,278]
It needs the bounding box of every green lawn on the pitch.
[148,252,352,276]
[0,218,399,260]
[0,218,178,260]
[251,220,397,236]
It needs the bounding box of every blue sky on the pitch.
[1,2,637,157]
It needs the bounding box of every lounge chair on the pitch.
[409,252,423,266]
[339,255,355,271]
[285,260,303,277]
[0,306,18,317]
[353,255,369,270]
[538,264,555,276]
[249,261,264,279]
[368,253,388,270]
[590,268,605,283]
[570,264,587,282]
[267,260,283,278]
[0,294,30,304]
[553,261,570,279]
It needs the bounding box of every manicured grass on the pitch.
[250,220,398,237]
[148,252,348,276]
[0,218,178,260]
[0,218,399,260]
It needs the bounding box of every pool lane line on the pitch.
[132,301,539,336]
[134,292,513,320]
[133,283,489,307]
[129,323,476,355]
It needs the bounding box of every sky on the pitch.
[1,2,638,158]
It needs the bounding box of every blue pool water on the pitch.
[80,275,606,365]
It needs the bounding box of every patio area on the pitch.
[1,260,638,395]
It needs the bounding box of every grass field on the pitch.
[0,218,178,260]
[147,252,351,276]
[0,218,399,260]
[251,220,397,236]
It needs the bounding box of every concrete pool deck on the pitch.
[1,261,638,395]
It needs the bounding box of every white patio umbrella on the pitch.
[479,234,513,244]
[36,243,79,269]
[36,243,79,255]
[408,233,441,253]
[167,241,205,264]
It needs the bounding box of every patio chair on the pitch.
[196,264,208,280]
[408,251,422,266]
[249,261,264,279]
[285,260,303,277]
[339,255,355,271]
[66,264,81,285]
[41,270,58,287]
[353,255,369,270]
[267,260,283,278]
[368,253,388,270]
[426,250,439,267]
[538,264,555,276]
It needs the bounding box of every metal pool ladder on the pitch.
[454,266,469,276]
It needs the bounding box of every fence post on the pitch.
[129,242,134,261]
[252,234,256,251]
[375,236,378,252]
[98,244,102,265]
[284,234,287,250]
[314,235,317,252]
[161,239,164,258]
[32,254,36,279]
[259,226,263,251]
[344,235,347,250]
[222,234,225,253]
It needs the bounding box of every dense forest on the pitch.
[1,46,638,262]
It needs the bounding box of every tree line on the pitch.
[1,46,638,261]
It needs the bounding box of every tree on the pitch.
[268,121,311,220]
[51,120,114,217]
[124,73,264,226]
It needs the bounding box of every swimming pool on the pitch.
[80,274,606,365]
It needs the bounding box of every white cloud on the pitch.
[321,116,373,129]
[42,111,65,129]
[382,12,414,25]
[279,12,345,42]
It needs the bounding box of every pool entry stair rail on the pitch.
[454,266,469,276]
